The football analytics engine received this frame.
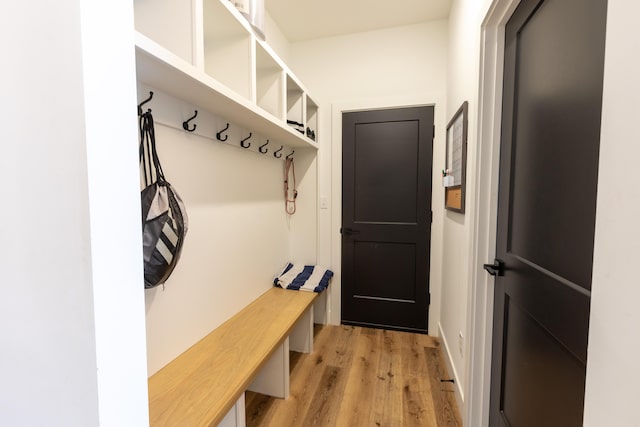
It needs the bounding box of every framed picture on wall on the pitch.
[444,101,468,213]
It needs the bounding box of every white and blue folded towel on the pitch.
[273,263,333,293]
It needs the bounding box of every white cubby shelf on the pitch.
[134,0,319,151]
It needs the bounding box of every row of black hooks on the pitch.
[239,133,291,158]
[138,92,294,159]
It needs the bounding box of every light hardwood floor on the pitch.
[246,325,462,427]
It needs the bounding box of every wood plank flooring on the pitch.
[245,325,462,427]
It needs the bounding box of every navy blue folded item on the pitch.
[273,263,333,293]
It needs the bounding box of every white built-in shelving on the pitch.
[133,0,318,150]
[256,43,284,119]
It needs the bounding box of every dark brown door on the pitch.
[489,0,607,425]
[341,107,433,333]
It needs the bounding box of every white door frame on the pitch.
[465,0,520,425]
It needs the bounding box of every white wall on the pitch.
[143,113,295,375]
[287,21,449,332]
[289,22,448,103]
[584,1,640,425]
[1,1,148,425]
[440,0,493,408]
[264,11,291,62]
[0,3,99,424]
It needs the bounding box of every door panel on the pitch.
[342,107,433,332]
[354,121,419,223]
[353,241,416,301]
[490,0,607,425]
[501,298,586,426]
[507,0,605,290]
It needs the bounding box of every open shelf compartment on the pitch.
[256,43,285,120]
[134,0,195,64]
[286,75,304,136]
[203,0,253,100]
[305,95,318,143]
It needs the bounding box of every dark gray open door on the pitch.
[489,0,607,425]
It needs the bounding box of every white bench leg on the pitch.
[313,291,328,324]
[247,337,290,399]
[289,306,314,353]
[219,393,246,427]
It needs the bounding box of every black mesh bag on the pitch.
[139,110,188,289]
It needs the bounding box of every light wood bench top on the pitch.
[148,287,317,426]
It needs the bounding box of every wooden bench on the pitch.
[148,287,318,426]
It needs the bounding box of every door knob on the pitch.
[483,259,505,276]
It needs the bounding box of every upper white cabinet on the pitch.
[133,0,318,150]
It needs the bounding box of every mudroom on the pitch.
[3,0,638,426]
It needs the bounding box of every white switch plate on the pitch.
[319,196,328,209]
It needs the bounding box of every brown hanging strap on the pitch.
[284,157,297,215]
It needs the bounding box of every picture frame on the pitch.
[444,101,468,213]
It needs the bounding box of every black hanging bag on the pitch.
[139,110,188,289]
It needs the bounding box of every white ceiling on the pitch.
[265,0,452,42]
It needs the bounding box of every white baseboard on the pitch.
[437,322,465,411]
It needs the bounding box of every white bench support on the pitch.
[290,305,314,353]
[313,291,328,324]
[219,394,246,427]
[247,304,315,401]
[248,337,290,398]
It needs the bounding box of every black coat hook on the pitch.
[137,91,153,116]
[259,140,270,154]
[182,110,198,132]
[216,123,229,141]
[286,150,295,160]
[240,133,252,148]
[274,146,284,158]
